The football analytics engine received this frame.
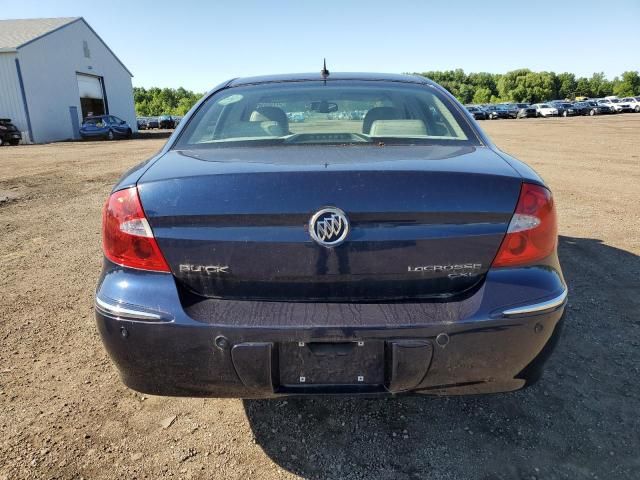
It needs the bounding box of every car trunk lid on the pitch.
[137,145,522,301]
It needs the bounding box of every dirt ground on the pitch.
[0,116,638,480]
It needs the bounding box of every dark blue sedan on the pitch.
[95,72,566,398]
[80,115,132,140]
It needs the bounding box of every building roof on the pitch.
[0,17,80,50]
[0,17,132,76]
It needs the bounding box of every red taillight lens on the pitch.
[492,183,557,268]
[102,187,170,272]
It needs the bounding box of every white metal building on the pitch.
[0,17,136,143]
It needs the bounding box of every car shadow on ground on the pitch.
[243,236,639,479]
[134,130,173,140]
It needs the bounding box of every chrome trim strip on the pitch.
[502,289,568,317]
[95,297,163,321]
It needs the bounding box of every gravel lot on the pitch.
[0,116,638,479]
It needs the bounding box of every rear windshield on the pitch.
[83,118,105,126]
[173,81,479,148]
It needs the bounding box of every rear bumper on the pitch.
[79,130,107,138]
[95,261,566,398]
[1,131,22,141]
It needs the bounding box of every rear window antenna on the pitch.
[320,58,330,78]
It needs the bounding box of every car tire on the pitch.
[0,137,3,146]
[635,106,640,113]
[126,129,132,139]
[589,109,596,116]
[562,111,568,117]
[107,130,115,141]
[9,139,19,146]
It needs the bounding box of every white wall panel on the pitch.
[0,52,29,140]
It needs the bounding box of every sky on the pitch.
[3,0,639,92]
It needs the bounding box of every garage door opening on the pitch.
[77,74,106,119]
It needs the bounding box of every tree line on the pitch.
[413,69,640,104]
[133,87,204,116]
[133,70,640,115]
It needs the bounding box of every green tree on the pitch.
[457,84,475,104]
[495,69,556,102]
[589,73,613,98]
[556,72,577,99]
[175,97,196,115]
[496,69,531,102]
[133,87,203,116]
[575,77,591,97]
[612,71,640,97]
[472,87,492,104]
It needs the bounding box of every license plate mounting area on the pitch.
[278,340,385,388]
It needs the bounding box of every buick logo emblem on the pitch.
[309,207,350,247]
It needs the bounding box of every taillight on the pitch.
[492,183,557,267]
[102,187,170,272]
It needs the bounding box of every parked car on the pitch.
[569,102,590,116]
[495,103,518,118]
[557,102,580,117]
[609,97,634,112]
[597,98,632,113]
[79,115,132,140]
[516,104,537,119]
[96,72,566,398]
[465,105,488,120]
[146,117,159,129]
[511,103,530,118]
[158,115,176,129]
[137,117,148,130]
[584,101,612,116]
[0,118,22,146]
[532,104,559,117]
[620,97,640,112]
[548,101,568,117]
[483,104,510,119]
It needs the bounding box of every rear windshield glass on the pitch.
[174,81,479,148]
[83,118,104,126]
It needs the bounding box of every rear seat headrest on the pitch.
[368,120,427,137]
[220,121,286,138]
[250,106,289,133]
[362,107,403,134]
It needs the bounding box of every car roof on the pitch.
[226,72,433,87]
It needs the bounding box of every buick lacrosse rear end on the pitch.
[95,73,566,397]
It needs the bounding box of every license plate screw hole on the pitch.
[436,333,450,348]
[357,341,364,346]
[357,375,364,382]
[214,336,229,350]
